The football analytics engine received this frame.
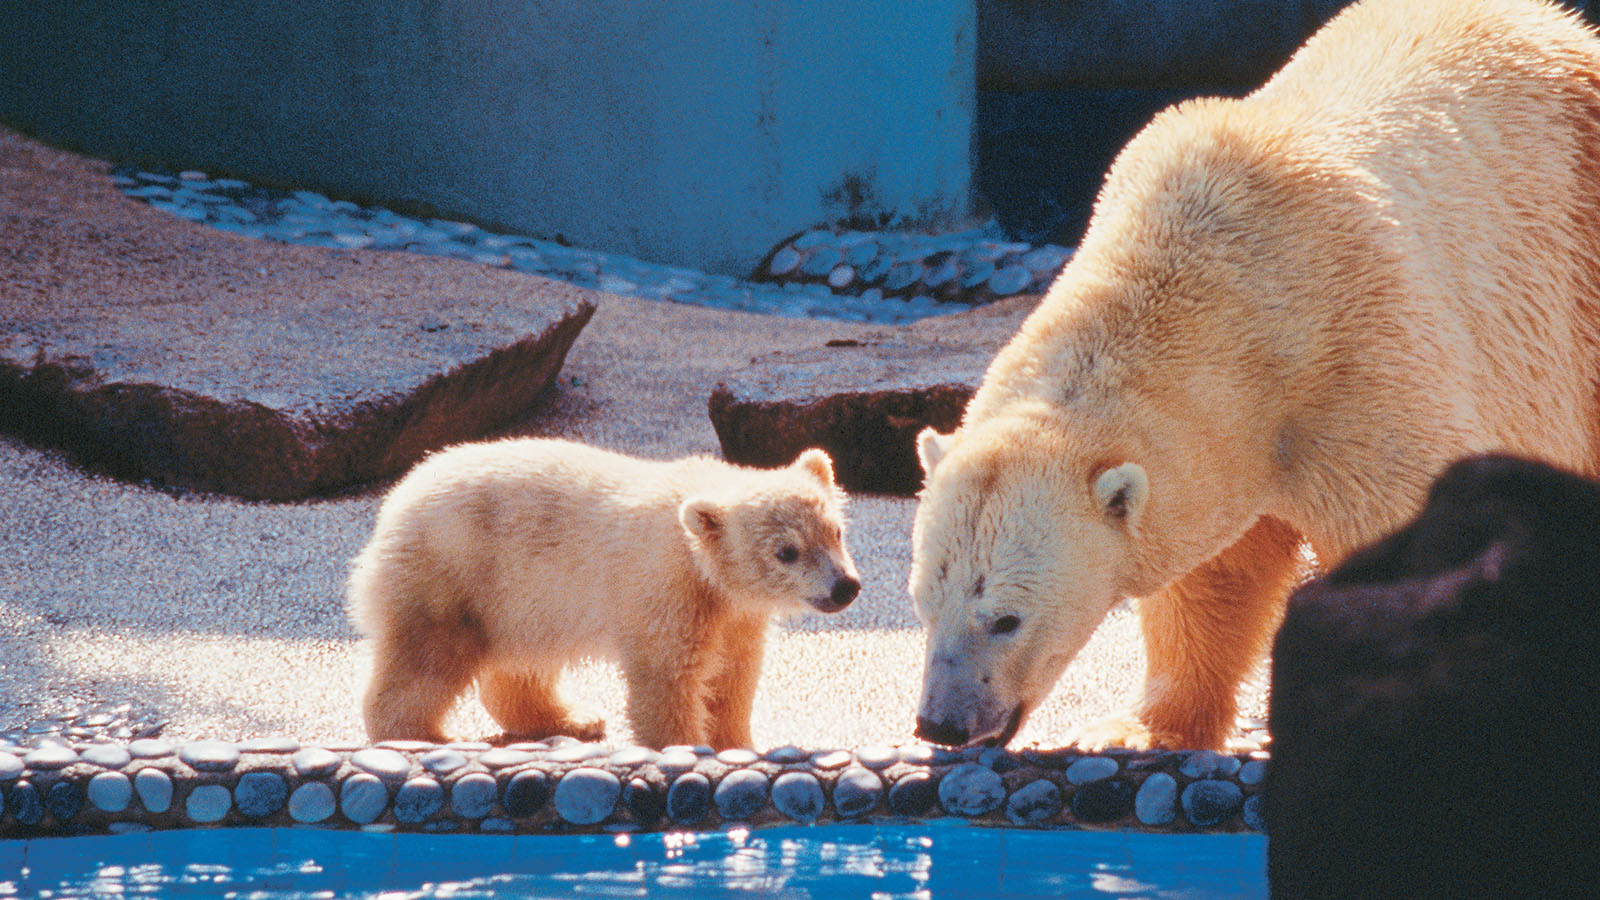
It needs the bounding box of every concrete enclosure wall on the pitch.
[0,1,975,276]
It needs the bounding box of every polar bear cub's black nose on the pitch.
[830,576,860,609]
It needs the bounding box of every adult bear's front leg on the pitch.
[1074,515,1307,750]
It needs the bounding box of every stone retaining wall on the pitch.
[0,738,1266,838]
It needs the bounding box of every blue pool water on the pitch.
[3,823,1264,899]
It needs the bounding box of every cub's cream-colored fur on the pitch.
[349,439,859,749]
[912,0,1600,751]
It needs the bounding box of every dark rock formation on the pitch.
[1266,454,1600,900]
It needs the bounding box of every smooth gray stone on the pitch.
[128,740,174,760]
[185,784,232,823]
[845,240,879,267]
[854,746,897,770]
[883,263,922,292]
[961,242,1009,264]
[770,771,825,823]
[288,782,336,823]
[976,747,1016,772]
[988,264,1034,295]
[427,219,480,239]
[800,248,844,277]
[1135,773,1178,826]
[351,748,412,780]
[715,749,760,766]
[1065,756,1119,785]
[134,768,173,814]
[792,229,833,250]
[339,773,389,824]
[420,748,470,777]
[479,748,537,769]
[1242,794,1265,832]
[502,769,551,818]
[763,746,809,765]
[713,769,769,821]
[179,741,240,773]
[922,258,960,288]
[857,255,894,284]
[897,745,935,766]
[811,750,852,770]
[657,749,700,774]
[0,752,21,781]
[548,744,607,764]
[768,246,803,276]
[290,190,333,209]
[667,773,712,823]
[553,767,622,825]
[42,781,81,824]
[1181,779,1243,827]
[1005,778,1062,825]
[937,763,1005,817]
[292,747,342,778]
[1179,750,1241,779]
[87,771,133,813]
[960,261,996,288]
[1021,245,1071,275]
[451,772,498,820]
[234,772,289,818]
[1239,759,1268,786]
[23,745,79,770]
[7,781,41,825]
[832,767,883,818]
[607,747,659,768]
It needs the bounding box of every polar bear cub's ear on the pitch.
[793,448,837,487]
[1093,462,1148,521]
[680,497,725,543]
[917,428,955,477]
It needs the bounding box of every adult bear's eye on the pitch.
[776,545,800,563]
[991,614,1021,635]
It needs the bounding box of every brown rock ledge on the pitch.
[709,298,1035,495]
[0,127,595,499]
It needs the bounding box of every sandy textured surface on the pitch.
[0,129,1270,750]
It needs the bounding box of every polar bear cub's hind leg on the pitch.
[478,665,606,743]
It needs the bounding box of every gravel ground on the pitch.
[0,129,1271,752]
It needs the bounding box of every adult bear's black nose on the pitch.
[831,576,860,608]
[914,715,968,747]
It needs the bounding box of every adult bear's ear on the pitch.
[679,497,725,543]
[917,428,954,477]
[1093,462,1148,522]
[793,448,837,487]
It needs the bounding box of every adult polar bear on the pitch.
[911,0,1600,751]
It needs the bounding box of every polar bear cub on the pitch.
[348,438,860,749]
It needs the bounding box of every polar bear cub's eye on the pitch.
[991,614,1021,635]
[776,545,800,563]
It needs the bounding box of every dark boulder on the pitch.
[1266,454,1600,900]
